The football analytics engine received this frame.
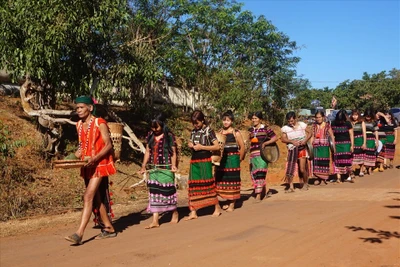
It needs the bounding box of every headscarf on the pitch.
[75,96,97,116]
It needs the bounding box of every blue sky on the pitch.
[240,0,400,89]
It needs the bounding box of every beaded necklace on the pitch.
[78,117,94,157]
[251,124,262,143]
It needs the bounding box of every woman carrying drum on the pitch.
[281,112,311,192]
[375,111,388,172]
[215,110,246,212]
[378,111,398,169]
[349,109,367,178]
[248,111,277,202]
[363,108,379,175]
[186,110,222,220]
[310,111,335,185]
[139,114,179,229]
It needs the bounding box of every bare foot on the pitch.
[211,212,222,217]
[170,211,179,224]
[184,211,198,221]
[144,223,160,229]
[226,207,234,212]
[222,205,229,210]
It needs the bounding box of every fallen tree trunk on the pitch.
[19,78,145,156]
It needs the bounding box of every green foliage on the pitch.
[1,0,300,122]
[333,69,400,111]
[0,0,130,98]
[288,68,400,113]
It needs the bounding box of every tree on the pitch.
[163,0,300,120]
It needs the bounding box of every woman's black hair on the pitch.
[315,110,325,117]
[285,111,296,121]
[376,110,388,125]
[364,108,374,121]
[221,110,234,122]
[148,113,173,154]
[248,111,263,120]
[387,111,395,124]
[335,109,348,124]
[191,110,208,125]
[350,109,362,122]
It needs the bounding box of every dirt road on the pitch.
[1,168,399,267]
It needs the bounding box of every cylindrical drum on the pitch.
[306,140,314,160]
[108,122,124,160]
[211,133,226,166]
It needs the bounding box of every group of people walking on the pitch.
[311,108,398,186]
[64,96,398,245]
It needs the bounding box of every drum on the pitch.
[260,143,280,163]
[328,136,335,153]
[211,133,226,166]
[377,140,383,153]
[52,159,87,169]
[306,140,314,160]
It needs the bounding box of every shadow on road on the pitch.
[113,208,150,233]
[346,226,400,243]
[384,205,400,209]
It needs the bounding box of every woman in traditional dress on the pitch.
[248,111,277,201]
[310,111,335,185]
[381,111,398,169]
[139,114,179,229]
[331,109,354,183]
[363,108,379,175]
[65,96,117,245]
[375,111,388,172]
[281,112,311,192]
[186,110,222,220]
[349,109,366,178]
[215,110,246,211]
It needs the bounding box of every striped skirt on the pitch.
[384,132,396,160]
[364,132,376,167]
[188,158,218,211]
[334,142,353,174]
[147,168,177,213]
[313,143,331,180]
[352,135,365,165]
[250,151,268,194]
[215,152,241,200]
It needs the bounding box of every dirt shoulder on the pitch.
[1,167,399,267]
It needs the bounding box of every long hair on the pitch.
[148,113,173,154]
[387,111,396,124]
[335,109,348,125]
[364,108,374,122]
[350,109,362,122]
[377,110,388,126]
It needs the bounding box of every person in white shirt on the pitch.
[281,112,311,192]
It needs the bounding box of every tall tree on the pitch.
[0,0,129,104]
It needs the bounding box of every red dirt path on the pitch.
[1,166,399,267]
